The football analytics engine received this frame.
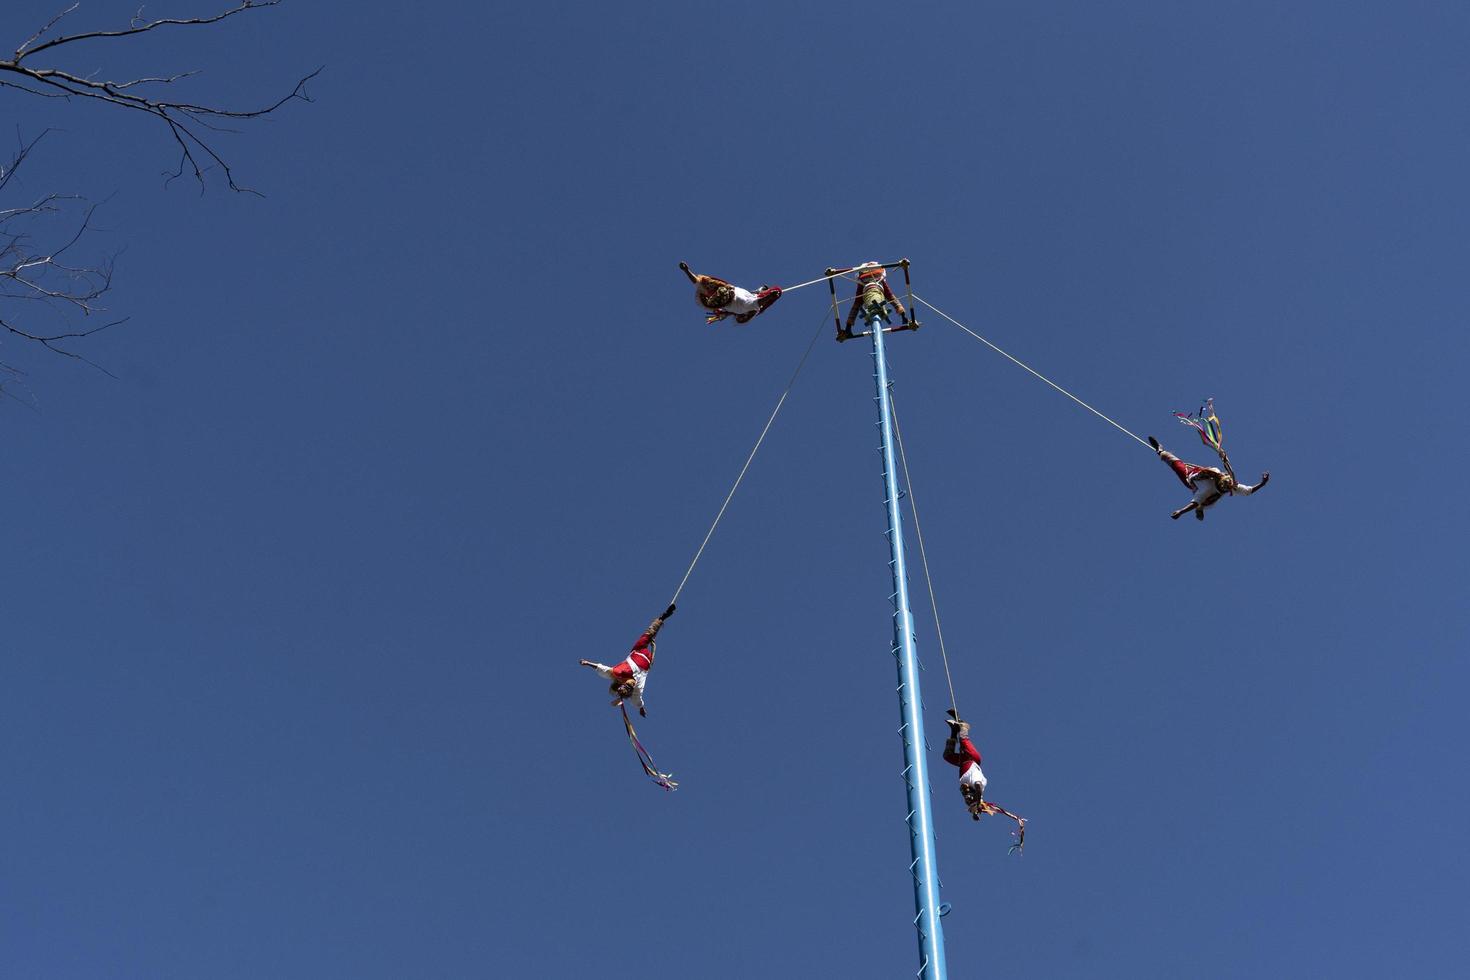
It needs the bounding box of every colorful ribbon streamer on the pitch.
[620,704,678,792]
[975,801,1028,855]
[1174,397,1233,476]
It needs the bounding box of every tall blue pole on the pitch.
[866,290,949,979]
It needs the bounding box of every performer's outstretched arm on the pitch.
[1234,471,1270,495]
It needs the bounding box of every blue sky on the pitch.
[3,2,1467,977]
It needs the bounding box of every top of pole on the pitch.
[830,258,920,344]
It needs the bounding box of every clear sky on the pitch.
[3,2,1467,977]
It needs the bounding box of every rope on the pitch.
[893,392,1028,854]
[783,268,861,293]
[913,294,1153,451]
[668,310,828,605]
[888,391,958,719]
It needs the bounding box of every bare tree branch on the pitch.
[12,3,81,62]
[2,1,318,193]
[0,127,50,195]
[111,70,202,91]
[0,139,120,375]
[17,1,276,62]
[0,3,316,377]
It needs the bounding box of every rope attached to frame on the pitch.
[668,311,828,605]
[914,294,1152,451]
[888,391,959,719]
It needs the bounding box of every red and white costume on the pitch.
[681,264,783,325]
[585,626,657,713]
[943,735,988,796]
[942,715,1027,848]
[703,282,782,324]
[1158,449,1265,516]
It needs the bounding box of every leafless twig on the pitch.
[0,134,121,375]
[0,3,315,376]
[2,1,319,193]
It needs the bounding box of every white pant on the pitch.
[722,285,761,315]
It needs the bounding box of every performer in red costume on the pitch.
[1148,436,1269,522]
[942,711,989,817]
[679,262,783,325]
[580,604,675,717]
[942,710,1027,852]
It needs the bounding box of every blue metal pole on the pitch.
[867,298,949,979]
